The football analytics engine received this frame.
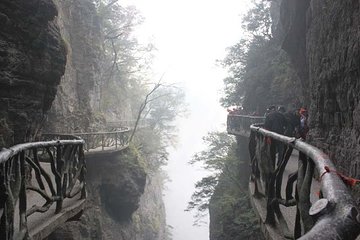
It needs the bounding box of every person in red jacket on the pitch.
[298,107,309,140]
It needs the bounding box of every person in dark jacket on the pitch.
[264,105,287,167]
[264,106,287,135]
[283,110,301,137]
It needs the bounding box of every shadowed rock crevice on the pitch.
[100,181,145,222]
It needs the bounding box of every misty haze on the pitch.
[0,0,360,240]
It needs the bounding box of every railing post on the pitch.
[0,163,7,238]
[86,135,89,152]
[102,134,104,151]
[19,151,29,239]
[297,153,314,233]
[79,144,87,199]
[115,132,118,149]
[55,144,63,214]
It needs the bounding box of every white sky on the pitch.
[120,0,252,239]
[123,0,251,92]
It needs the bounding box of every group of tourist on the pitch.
[227,104,309,167]
[263,105,309,166]
[227,104,309,139]
[227,106,247,115]
[264,105,309,139]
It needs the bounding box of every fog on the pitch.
[162,88,226,239]
[121,0,251,239]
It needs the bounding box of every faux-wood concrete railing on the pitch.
[0,138,86,240]
[44,127,131,152]
[74,128,131,152]
[227,114,265,137]
[227,114,360,240]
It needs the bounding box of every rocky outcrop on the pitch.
[88,149,147,224]
[38,1,169,239]
[0,0,66,146]
[47,148,146,240]
[280,1,360,176]
[44,0,103,133]
[46,148,168,240]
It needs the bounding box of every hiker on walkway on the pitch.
[283,109,301,137]
[264,106,287,135]
[264,105,287,167]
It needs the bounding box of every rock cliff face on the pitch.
[45,0,102,133]
[0,0,66,146]
[280,0,360,176]
[39,1,169,239]
[47,148,167,240]
[209,137,263,240]
[0,1,168,239]
[280,0,310,102]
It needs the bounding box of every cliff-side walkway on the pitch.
[228,114,360,240]
[2,123,135,240]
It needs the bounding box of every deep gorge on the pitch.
[1,0,360,239]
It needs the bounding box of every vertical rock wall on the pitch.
[280,0,311,103]
[0,0,66,146]
[280,0,360,175]
[41,2,169,239]
[45,0,102,133]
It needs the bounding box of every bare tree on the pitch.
[128,74,184,143]
[128,81,162,143]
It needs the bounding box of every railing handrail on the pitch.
[43,128,131,137]
[73,128,131,136]
[228,114,266,120]
[42,128,132,153]
[41,133,82,140]
[0,139,84,164]
[250,124,353,205]
[227,114,265,137]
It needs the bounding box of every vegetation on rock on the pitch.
[220,0,303,113]
[186,132,262,239]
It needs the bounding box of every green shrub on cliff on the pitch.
[187,132,262,239]
[186,132,235,224]
[209,170,262,240]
